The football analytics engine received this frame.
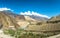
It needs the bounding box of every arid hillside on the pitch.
[25,15,60,32]
[0,11,20,29]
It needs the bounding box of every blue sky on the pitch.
[0,0,60,17]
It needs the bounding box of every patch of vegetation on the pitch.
[3,29,60,38]
[3,29,15,36]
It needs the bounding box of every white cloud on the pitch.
[0,8,13,11]
[20,11,50,18]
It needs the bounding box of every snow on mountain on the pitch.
[20,11,50,19]
[0,8,13,11]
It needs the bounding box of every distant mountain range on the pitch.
[29,15,48,21]
[0,10,49,21]
[20,11,49,21]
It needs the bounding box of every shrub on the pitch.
[3,29,15,36]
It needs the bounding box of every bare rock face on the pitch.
[0,11,20,29]
[15,15,25,21]
[1,10,25,21]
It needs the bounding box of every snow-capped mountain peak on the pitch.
[20,11,50,19]
[0,8,13,11]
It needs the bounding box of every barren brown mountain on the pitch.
[25,15,60,32]
[0,11,20,29]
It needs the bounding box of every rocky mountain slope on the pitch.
[25,15,60,32]
[0,11,20,29]
[29,15,48,21]
[1,11,25,21]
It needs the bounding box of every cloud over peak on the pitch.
[0,8,13,11]
[20,11,50,18]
